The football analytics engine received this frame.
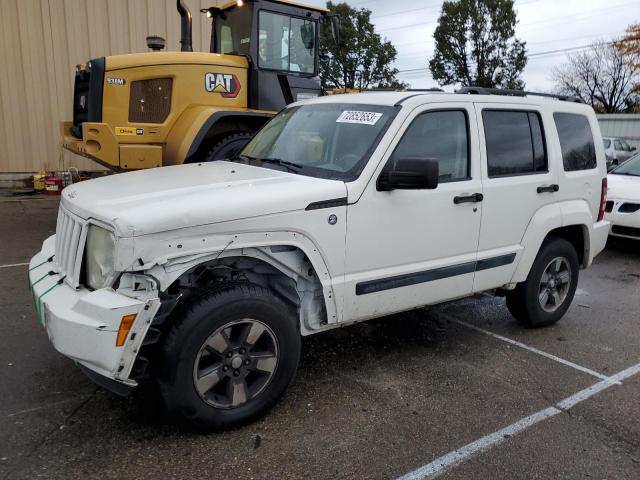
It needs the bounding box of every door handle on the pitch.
[537,184,559,194]
[454,193,484,204]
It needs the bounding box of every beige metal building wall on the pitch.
[0,0,217,173]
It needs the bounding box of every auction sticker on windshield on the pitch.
[336,111,383,125]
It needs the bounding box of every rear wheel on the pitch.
[506,237,579,327]
[204,132,254,161]
[159,283,300,431]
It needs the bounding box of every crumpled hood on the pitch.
[61,162,347,236]
[607,173,640,201]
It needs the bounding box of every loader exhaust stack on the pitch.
[177,0,193,52]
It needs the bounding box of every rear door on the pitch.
[473,103,560,292]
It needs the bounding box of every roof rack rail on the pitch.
[455,86,583,103]
[353,87,444,92]
[405,88,444,92]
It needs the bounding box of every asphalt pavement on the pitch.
[1,196,639,479]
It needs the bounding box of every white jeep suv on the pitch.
[29,88,610,430]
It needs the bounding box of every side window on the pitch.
[259,11,290,71]
[553,113,597,171]
[390,110,469,182]
[482,110,547,177]
[603,139,611,149]
[290,17,316,74]
[219,26,233,53]
[614,139,623,151]
[258,11,316,74]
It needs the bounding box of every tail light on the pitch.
[597,177,607,221]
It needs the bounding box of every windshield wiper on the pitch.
[256,157,304,173]
[230,154,304,173]
[613,172,640,177]
[230,154,256,163]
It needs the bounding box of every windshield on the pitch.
[239,103,398,180]
[611,153,640,176]
[215,7,252,55]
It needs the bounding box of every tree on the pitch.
[615,23,640,95]
[429,0,527,89]
[615,23,640,68]
[552,42,639,113]
[319,2,406,90]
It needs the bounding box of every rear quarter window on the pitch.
[553,113,597,171]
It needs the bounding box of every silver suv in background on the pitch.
[603,137,637,170]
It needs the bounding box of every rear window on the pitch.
[482,110,547,177]
[553,113,597,171]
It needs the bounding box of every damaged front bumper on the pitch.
[29,235,161,395]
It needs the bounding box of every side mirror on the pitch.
[300,23,315,50]
[377,158,439,191]
[330,15,341,46]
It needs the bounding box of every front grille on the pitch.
[72,70,90,134]
[605,201,614,213]
[71,58,105,139]
[55,207,86,288]
[618,203,640,214]
[611,225,640,238]
[128,78,173,123]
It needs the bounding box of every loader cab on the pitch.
[204,0,338,110]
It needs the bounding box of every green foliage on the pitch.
[429,0,527,89]
[320,2,406,90]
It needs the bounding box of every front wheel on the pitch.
[506,237,579,327]
[204,132,254,162]
[159,283,301,430]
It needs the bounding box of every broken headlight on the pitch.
[85,224,117,290]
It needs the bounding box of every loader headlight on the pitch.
[85,225,117,290]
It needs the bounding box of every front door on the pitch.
[342,103,483,322]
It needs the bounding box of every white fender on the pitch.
[510,202,563,283]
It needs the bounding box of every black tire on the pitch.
[505,237,579,328]
[505,291,526,321]
[159,283,300,431]
[204,132,254,161]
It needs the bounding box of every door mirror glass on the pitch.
[300,22,315,50]
[378,158,439,191]
[330,15,341,45]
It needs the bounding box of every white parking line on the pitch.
[397,361,640,480]
[445,315,618,384]
[397,407,561,480]
[0,262,29,269]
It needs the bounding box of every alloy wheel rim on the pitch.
[538,256,572,313]
[193,319,279,409]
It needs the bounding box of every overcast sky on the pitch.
[307,0,640,91]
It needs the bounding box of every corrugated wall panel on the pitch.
[0,0,214,173]
[0,0,33,173]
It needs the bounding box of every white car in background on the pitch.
[606,152,640,240]
[603,137,636,171]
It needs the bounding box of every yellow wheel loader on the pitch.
[61,0,340,170]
